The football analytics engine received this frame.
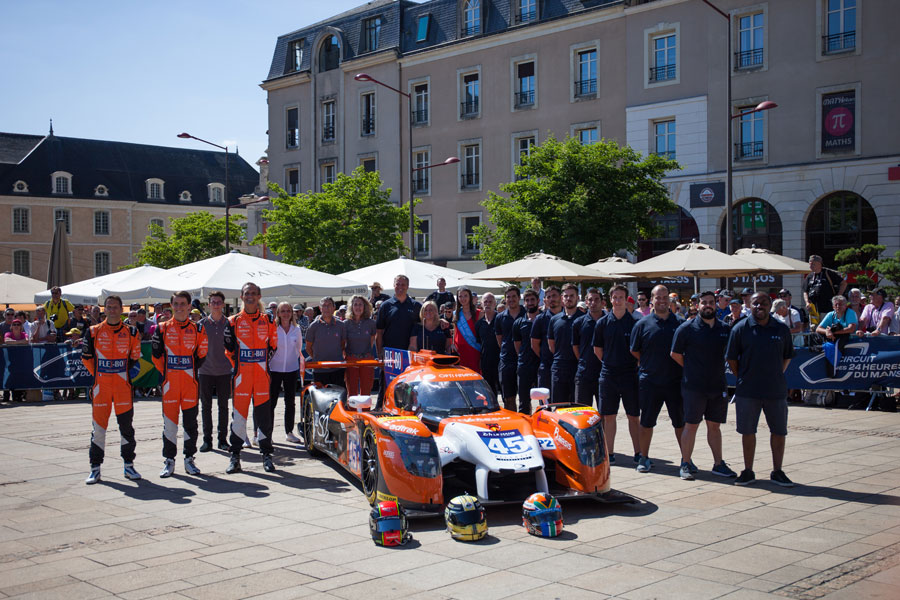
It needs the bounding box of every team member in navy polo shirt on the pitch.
[512,289,541,414]
[630,285,684,473]
[494,286,525,410]
[726,292,795,487]
[593,284,641,464]
[572,288,604,408]
[475,293,500,397]
[530,286,562,390]
[375,275,421,355]
[670,291,737,481]
[547,284,584,404]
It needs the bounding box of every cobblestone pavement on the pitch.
[1,396,899,599]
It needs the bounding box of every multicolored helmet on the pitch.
[445,494,487,541]
[522,492,563,537]
[369,500,410,546]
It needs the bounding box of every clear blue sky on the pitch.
[0,0,362,169]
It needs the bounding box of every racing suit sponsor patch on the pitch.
[97,358,126,374]
[166,355,194,370]
[239,348,267,363]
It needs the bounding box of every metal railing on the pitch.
[361,117,375,136]
[515,90,535,106]
[461,172,480,188]
[735,141,764,159]
[823,31,855,54]
[574,78,597,96]
[514,10,536,24]
[734,48,764,69]
[460,99,479,117]
[412,175,429,193]
[649,63,676,82]
[411,108,429,124]
[322,125,335,141]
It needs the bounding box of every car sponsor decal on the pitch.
[347,429,360,475]
[477,429,532,455]
[553,426,573,450]
[377,416,419,423]
[557,406,598,416]
[376,491,398,503]
[538,437,556,450]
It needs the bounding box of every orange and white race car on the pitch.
[300,349,617,515]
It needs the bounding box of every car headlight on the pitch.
[382,430,441,478]
[557,420,605,468]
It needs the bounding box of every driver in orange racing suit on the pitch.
[151,290,208,478]
[223,282,277,474]
[81,295,142,485]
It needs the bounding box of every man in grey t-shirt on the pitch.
[306,297,347,387]
[198,292,232,452]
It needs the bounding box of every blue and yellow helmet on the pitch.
[522,492,563,537]
[445,494,488,541]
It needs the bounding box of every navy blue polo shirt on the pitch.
[513,314,540,369]
[671,316,731,393]
[530,308,562,370]
[572,312,603,379]
[547,309,584,373]
[593,310,639,375]
[475,316,500,363]
[725,316,794,401]
[630,311,683,384]
[375,296,421,350]
[415,325,446,354]
[494,307,525,368]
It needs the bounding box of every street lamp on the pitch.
[354,72,458,260]
[177,132,232,252]
[700,1,777,255]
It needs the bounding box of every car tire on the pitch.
[301,392,323,458]
[361,425,379,505]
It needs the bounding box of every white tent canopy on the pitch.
[339,257,506,299]
[2,272,49,305]
[34,265,166,305]
[101,252,368,303]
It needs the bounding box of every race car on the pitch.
[299,349,612,515]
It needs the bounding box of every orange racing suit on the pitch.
[81,320,141,467]
[151,319,208,460]
[224,310,277,456]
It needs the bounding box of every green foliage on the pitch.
[128,211,245,269]
[474,136,679,266]
[254,167,411,274]
[835,244,886,290]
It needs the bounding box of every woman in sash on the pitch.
[451,287,482,373]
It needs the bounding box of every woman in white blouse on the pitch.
[269,301,305,443]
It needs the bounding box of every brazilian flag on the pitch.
[132,341,161,388]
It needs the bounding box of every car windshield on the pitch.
[411,379,500,416]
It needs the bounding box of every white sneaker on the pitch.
[123,463,142,480]
[184,456,201,475]
[286,432,301,443]
[243,438,252,448]
[85,466,101,485]
[252,435,258,446]
[159,458,175,478]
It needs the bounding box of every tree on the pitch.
[128,211,244,269]
[474,136,679,266]
[836,244,900,293]
[255,167,411,274]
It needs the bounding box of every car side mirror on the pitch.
[530,387,550,407]
[348,395,372,411]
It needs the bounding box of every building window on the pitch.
[413,149,430,194]
[736,12,764,69]
[806,191,876,267]
[515,0,537,24]
[322,100,336,141]
[460,213,481,255]
[54,208,71,234]
[94,251,111,277]
[416,15,431,42]
[736,106,764,159]
[360,157,377,173]
[638,208,700,262]
[463,0,481,36]
[413,82,429,124]
[94,185,108,197]
[363,16,382,52]
[361,92,376,136]
[12,207,29,234]
[180,191,192,202]
[514,136,535,180]
[13,180,28,193]
[94,210,110,236]
[577,127,598,145]
[13,250,30,277]
[321,163,336,189]
[286,168,299,195]
[650,33,676,82]
[286,107,299,149]
[824,0,856,54]
[146,178,164,200]
[575,49,597,97]
[289,40,303,71]
[720,199,783,256]
[515,62,535,107]
[461,143,480,189]
[51,171,72,195]
[209,183,225,204]
[150,218,164,230]
[319,35,341,72]
[461,72,479,117]
[654,120,676,159]
[416,215,431,257]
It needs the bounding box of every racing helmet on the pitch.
[522,492,563,538]
[369,500,410,546]
[444,494,487,541]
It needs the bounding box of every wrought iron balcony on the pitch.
[823,31,855,54]
[574,78,597,96]
[515,90,535,106]
[514,10,536,24]
[460,99,479,117]
[735,141,764,160]
[411,108,429,124]
[461,172,480,188]
[734,48,764,69]
[361,117,375,136]
[322,125,335,141]
[412,175,429,193]
[649,63,676,82]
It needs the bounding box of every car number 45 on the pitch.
[479,431,530,455]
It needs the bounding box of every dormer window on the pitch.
[208,183,225,204]
[146,178,165,200]
[51,171,73,195]
[319,34,341,72]
[289,39,304,71]
[13,180,28,193]
[180,190,192,202]
[362,16,382,52]
[462,0,481,36]
[94,185,108,197]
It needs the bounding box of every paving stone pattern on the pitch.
[0,397,898,599]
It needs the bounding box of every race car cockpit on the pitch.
[396,378,499,427]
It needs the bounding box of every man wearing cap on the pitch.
[724,298,745,326]
[369,282,390,307]
[44,286,74,331]
[803,255,847,318]
[65,304,92,335]
[151,303,164,325]
[715,292,731,321]
[739,288,754,316]
[777,290,808,331]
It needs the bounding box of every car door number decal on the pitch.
[478,429,530,454]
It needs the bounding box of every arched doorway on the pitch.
[806,191,877,268]
[638,207,699,297]
[720,198,784,291]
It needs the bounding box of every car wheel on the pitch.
[301,392,323,457]
[361,425,379,505]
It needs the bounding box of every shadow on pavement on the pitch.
[101,478,196,504]
[169,472,270,498]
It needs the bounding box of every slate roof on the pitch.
[0,133,259,207]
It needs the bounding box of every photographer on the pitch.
[815,295,857,379]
